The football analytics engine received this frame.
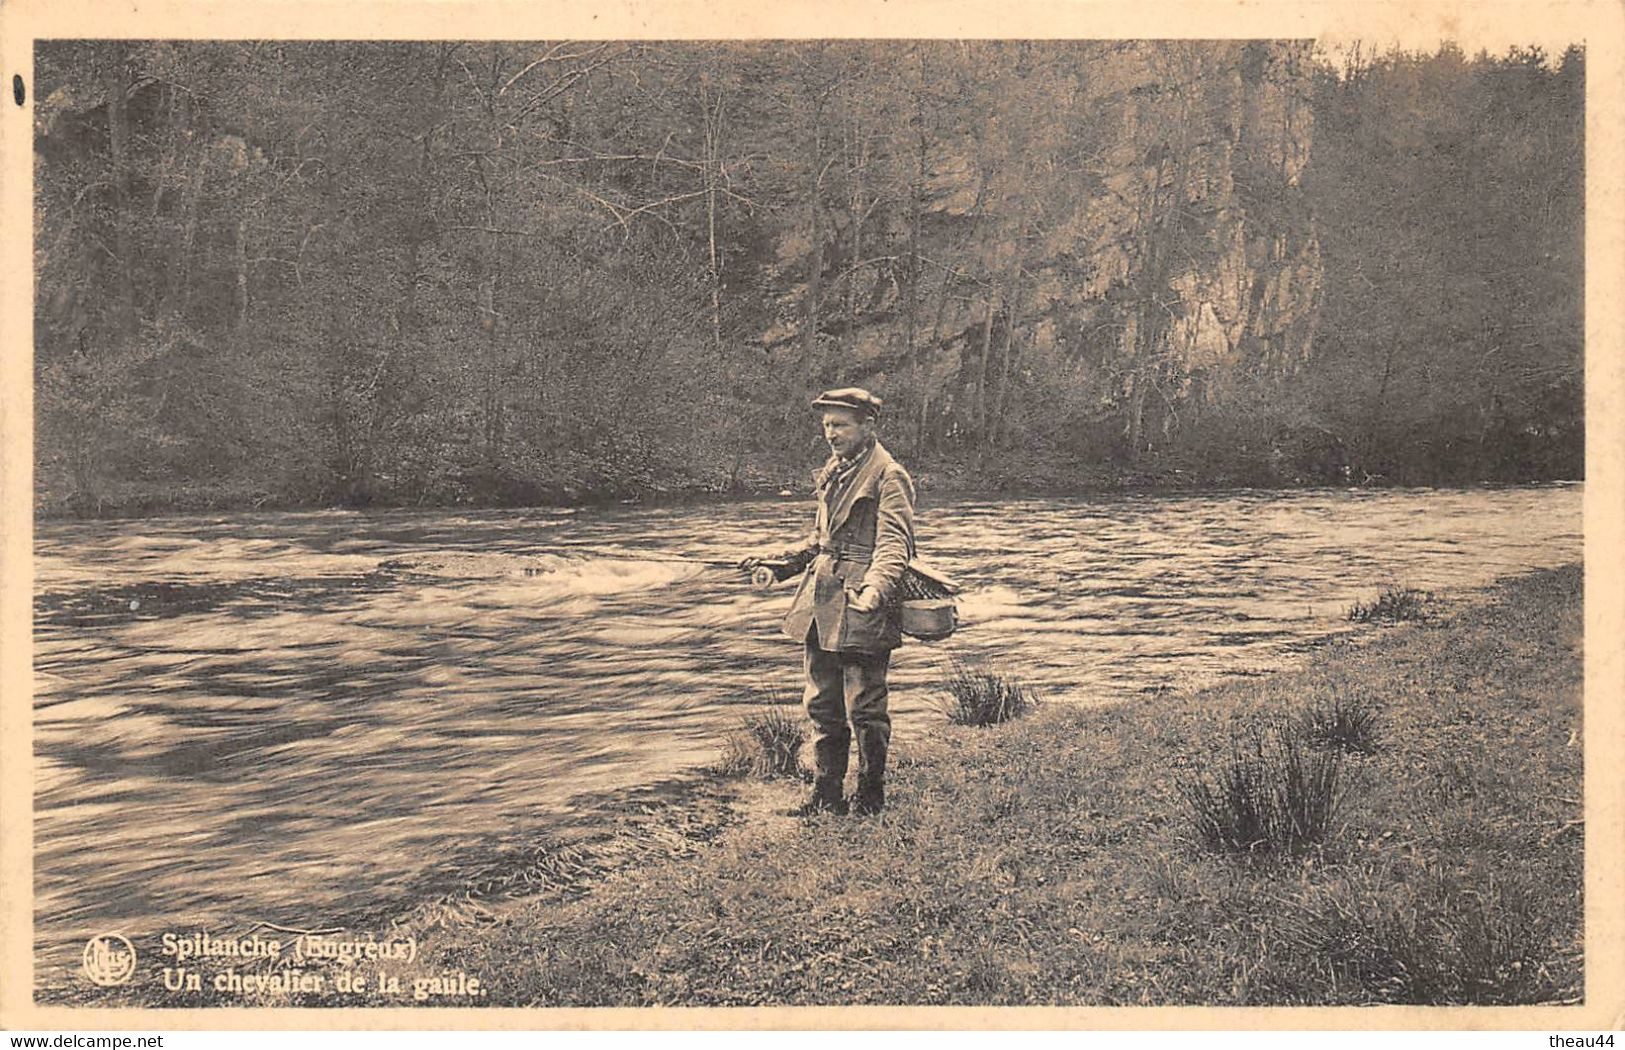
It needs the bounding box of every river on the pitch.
[31,484,1582,988]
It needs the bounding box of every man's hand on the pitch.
[738,551,780,572]
[740,553,797,584]
[847,585,884,613]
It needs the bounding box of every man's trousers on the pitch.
[802,626,891,796]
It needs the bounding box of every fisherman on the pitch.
[741,387,916,818]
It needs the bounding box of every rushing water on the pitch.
[32,484,1581,984]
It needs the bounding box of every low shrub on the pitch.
[1178,721,1343,853]
[1348,586,1430,624]
[714,705,806,780]
[1301,692,1381,754]
[935,658,1041,726]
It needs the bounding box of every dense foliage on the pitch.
[1301,44,1584,486]
[33,41,1583,514]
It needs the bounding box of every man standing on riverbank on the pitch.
[743,388,916,818]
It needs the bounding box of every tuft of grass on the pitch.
[935,658,1041,726]
[1270,867,1569,1004]
[1177,720,1343,854]
[1300,692,1381,754]
[1348,586,1430,624]
[714,705,806,780]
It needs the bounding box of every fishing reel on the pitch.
[741,558,794,590]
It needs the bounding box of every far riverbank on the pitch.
[33,462,1584,521]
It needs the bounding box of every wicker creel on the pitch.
[897,562,959,641]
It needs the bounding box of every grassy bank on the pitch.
[62,565,1582,1008]
[457,565,1583,1006]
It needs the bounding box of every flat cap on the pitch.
[811,387,883,417]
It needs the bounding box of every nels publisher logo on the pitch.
[82,933,137,987]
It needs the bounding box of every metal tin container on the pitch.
[900,598,957,641]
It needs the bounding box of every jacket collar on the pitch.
[813,438,875,489]
[814,441,894,537]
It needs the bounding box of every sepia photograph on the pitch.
[1,0,1620,1031]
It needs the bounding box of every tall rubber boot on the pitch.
[850,729,887,816]
[785,732,851,817]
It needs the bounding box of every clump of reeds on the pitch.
[935,658,1040,726]
[714,705,806,780]
[1274,867,1566,1004]
[1301,692,1381,754]
[1348,586,1430,624]
[1178,721,1343,853]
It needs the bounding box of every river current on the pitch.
[32,484,1582,984]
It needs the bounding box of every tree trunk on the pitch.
[975,299,996,448]
[1367,340,1398,472]
[920,167,994,453]
[233,215,250,329]
[102,43,138,342]
[480,255,504,473]
[1127,157,1165,458]
[398,45,449,335]
[802,102,824,382]
[170,122,211,316]
[905,68,926,457]
[1126,135,1191,458]
[1126,373,1147,456]
[992,274,1021,450]
[844,113,865,361]
[702,81,725,363]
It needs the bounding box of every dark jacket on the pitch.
[780,441,916,653]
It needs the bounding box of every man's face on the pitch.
[822,407,875,459]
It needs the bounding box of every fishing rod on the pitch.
[537,544,782,588]
[543,543,960,597]
[540,543,961,638]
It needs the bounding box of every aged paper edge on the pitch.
[1,0,1620,1032]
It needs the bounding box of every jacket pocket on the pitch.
[840,588,899,651]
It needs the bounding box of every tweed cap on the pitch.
[811,387,883,418]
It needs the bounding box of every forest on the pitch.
[32,40,1584,514]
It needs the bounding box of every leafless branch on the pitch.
[497,42,599,96]
[510,47,629,124]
